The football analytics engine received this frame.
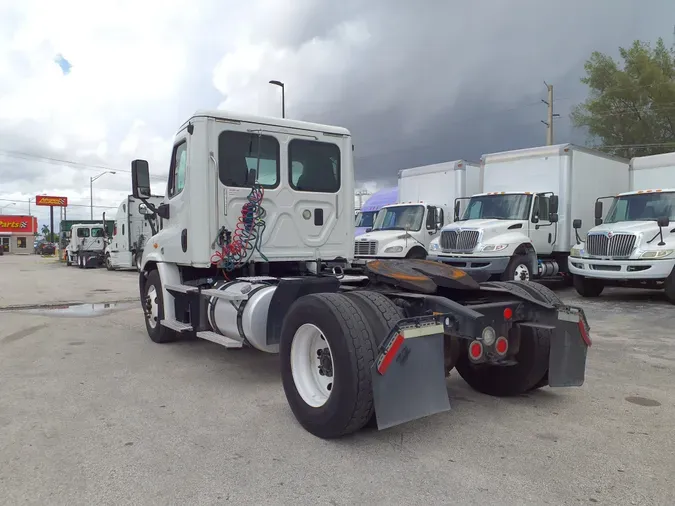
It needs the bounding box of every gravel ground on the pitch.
[1,255,673,505]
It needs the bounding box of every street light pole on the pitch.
[0,203,16,213]
[90,171,116,219]
[269,80,285,118]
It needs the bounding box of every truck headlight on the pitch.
[640,249,674,259]
[480,244,508,252]
[570,245,583,258]
[384,245,404,253]
[429,242,440,251]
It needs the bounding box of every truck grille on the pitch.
[440,230,480,252]
[354,240,377,256]
[586,233,636,258]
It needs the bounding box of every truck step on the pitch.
[200,288,248,301]
[196,331,244,348]
[160,318,193,332]
[165,283,199,294]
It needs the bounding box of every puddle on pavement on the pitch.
[625,396,661,407]
[3,301,136,318]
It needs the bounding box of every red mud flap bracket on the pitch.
[548,305,591,388]
[371,316,451,430]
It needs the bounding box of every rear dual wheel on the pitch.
[280,291,404,439]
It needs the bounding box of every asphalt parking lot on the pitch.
[1,255,674,505]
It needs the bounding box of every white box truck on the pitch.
[126,109,590,440]
[65,223,107,268]
[353,160,482,260]
[569,151,675,303]
[104,195,164,271]
[428,144,629,281]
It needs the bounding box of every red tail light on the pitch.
[468,340,483,361]
[495,336,508,355]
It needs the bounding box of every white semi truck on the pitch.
[353,160,482,260]
[104,195,164,271]
[65,223,106,268]
[427,144,629,282]
[569,151,675,303]
[129,110,591,439]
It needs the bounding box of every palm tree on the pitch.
[41,225,52,242]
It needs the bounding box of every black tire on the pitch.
[502,254,532,281]
[406,247,427,260]
[664,268,675,305]
[279,292,377,439]
[135,250,143,272]
[66,254,72,266]
[143,269,177,344]
[105,254,114,271]
[455,326,551,397]
[77,253,84,269]
[343,291,405,429]
[573,275,604,297]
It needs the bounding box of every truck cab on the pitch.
[65,223,106,268]
[354,187,397,237]
[428,191,560,280]
[569,189,675,302]
[354,201,447,259]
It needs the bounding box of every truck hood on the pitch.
[445,219,527,241]
[591,221,668,235]
[355,230,408,243]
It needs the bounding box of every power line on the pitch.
[0,197,117,210]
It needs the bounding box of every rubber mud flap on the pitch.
[548,308,590,387]
[371,324,450,430]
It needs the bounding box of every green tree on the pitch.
[571,37,675,159]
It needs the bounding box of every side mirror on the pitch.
[139,203,149,215]
[531,199,540,223]
[573,219,582,229]
[365,227,372,233]
[426,207,436,230]
[131,159,151,198]
[594,201,603,220]
[549,213,558,223]
[454,200,461,221]
[550,195,559,214]
[657,216,670,228]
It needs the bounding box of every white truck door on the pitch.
[159,133,191,264]
[529,194,555,255]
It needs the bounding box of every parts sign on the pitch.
[0,215,38,234]
[36,195,68,207]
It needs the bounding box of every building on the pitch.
[0,215,38,254]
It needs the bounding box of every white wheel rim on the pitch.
[146,285,159,329]
[513,264,530,281]
[290,323,334,408]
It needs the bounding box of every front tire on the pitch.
[573,275,604,297]
[143,269,177,344]
[664,268,675,304]
[502,254,532,281]
[280,292,377,439]
[406,247,427,260]
[105,254,114,271]
[135,250,143,272]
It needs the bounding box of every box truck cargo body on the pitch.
[354,160,482,260]
[569,151,675,302]
[429,144,629,281]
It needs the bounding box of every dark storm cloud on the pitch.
[286,0,675,185]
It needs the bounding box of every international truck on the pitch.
[59,219,113,252]
[353,160,482,261]
[354,187,397,236]
[427,144,629,282]
[129,109,591,440]
[104,194,164,271]
[64,223,106,268]
[569,151,675,303]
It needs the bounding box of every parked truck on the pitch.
[129,109,590,440]
[59,219,113,252]
[427,144,629,282]
[569,151,675,302]
[64,223,106,268]
[104,194,164,271]
[354,160,482,261]
[354,187,397,236]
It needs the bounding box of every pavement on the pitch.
[1,255,674,505]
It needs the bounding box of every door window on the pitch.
[76,228,90,238]
[168,141,188,198]
[218,131,280,188]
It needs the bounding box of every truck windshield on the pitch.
[372,205,424,231]
[604,192,675,223]
[461,194,532,221]
[355,211,377,228]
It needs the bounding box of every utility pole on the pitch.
[541,82,560,145]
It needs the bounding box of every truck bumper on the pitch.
[568,256,675,280]
[427,253,510,275]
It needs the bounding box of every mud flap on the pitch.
[548,306,590,387]
[371,318,451,430]
[84,254,100,268]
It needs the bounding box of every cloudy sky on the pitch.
[0,0,673,229]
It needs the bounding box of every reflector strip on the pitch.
[400,323,444,339]
[377,334,404,375]
[578,320,592,347]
